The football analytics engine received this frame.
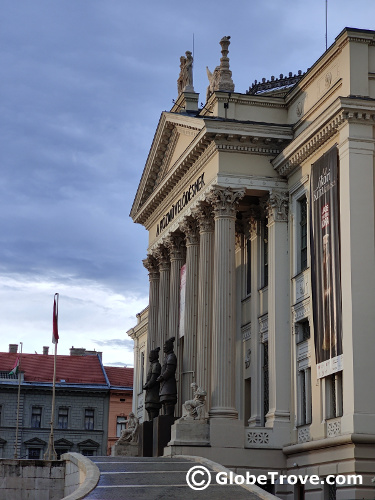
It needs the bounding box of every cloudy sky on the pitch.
[1,1,374,367]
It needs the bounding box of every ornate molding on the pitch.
[153,246,170,271]
[246,430,269,445]
[243,205,261,240]
[191,202,215,233]
[179,217,199,245]
[206,186,245,218]
[142,255,159,281]
[164,232,185,261]
[298,426,311,444]
[264,190,289,223]
[327,418,341,438]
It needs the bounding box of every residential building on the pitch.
[0,345,133,459]
[129,28,375,499]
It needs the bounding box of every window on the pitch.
[262,220,268,287]
[246,239,251,295]
[299,197,308,271]
[327,482,337,500]
[117,416,127,437]
[31,407,42,428]
[28,448,41,459]
[263,341,269,424]
[0,405,2,426]
[82,449,94,456]
[298,368,312,425]
[58,408,68,429]
[56,449,68,460]
[326,372,343,419]
[85,409,94,430]
[296,319,310,343]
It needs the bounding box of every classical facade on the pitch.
[129,29,375,499]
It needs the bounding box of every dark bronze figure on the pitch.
[157,337,177,416]
[143,347,162,420]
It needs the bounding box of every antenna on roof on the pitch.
[325,0,328,50]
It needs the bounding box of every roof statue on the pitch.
[177,51,194,95]
[206,35,235,102]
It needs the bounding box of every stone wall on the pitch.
[0,459,65,500]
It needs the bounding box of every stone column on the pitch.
[164,232,185,339]
[192,203,215,410]
[207,186,245,419]
[142,255,160,357]
[164,232,186,416]
[264,190,290,429]
[154,246,170,350]
[179,216,200,407]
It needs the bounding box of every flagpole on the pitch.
[45,293,59,460]
[14,342,23,459]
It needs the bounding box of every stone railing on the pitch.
[61,452,100,499]
[0,453,100,500]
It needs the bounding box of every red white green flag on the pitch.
[9,357,19,376]
[52,293,59,344]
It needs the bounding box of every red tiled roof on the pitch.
[0,352,107,385]
[104,366,133,387]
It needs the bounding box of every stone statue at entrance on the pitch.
[115,412,139,444]
[180,382,207,420]
[143,347,162,420]
[157,337,177,416]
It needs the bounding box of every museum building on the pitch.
[128,28,375,499]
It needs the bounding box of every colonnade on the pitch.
[143,185,290,424]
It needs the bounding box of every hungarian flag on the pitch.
[52,293,59,344]
[9,357,19,376]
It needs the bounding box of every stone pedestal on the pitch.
[168,419,210,446]
[152,415,176,457]
[138,421,153,457]
[111,442,139,457]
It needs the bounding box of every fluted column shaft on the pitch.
[165,233,185,338]
[208,187,245,419]
[193,203,214,410]
[142,255,160,359]
[155,246,170,350]
[179,217,200,407]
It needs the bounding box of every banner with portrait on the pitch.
[310,146,343,378]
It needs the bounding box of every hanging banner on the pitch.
[178,264,186,338]
[310,146,343,379]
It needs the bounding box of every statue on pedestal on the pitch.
[116,412,139,444]
[157,337,177,416]
[143,347,162,420]
[177,51,194,95]
[180,382,207,421]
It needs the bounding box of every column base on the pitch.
[209,407,238,419]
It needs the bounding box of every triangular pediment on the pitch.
[78,439,99,448]
[24,437,47,446]
[130,112,204,221]
[55,438,74,448]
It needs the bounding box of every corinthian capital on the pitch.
[179,217,199,246]
[164,231,186,261]
[207,186,245,218]
[265,190,289,223]
[142,255,159,281]
[153,245,170,271]
[191,202,215,233]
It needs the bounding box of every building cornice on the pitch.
[273,97,375,177]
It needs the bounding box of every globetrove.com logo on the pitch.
[186,465,363,491]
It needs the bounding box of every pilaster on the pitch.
[207,186,245,419]
[264,190,291,430]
